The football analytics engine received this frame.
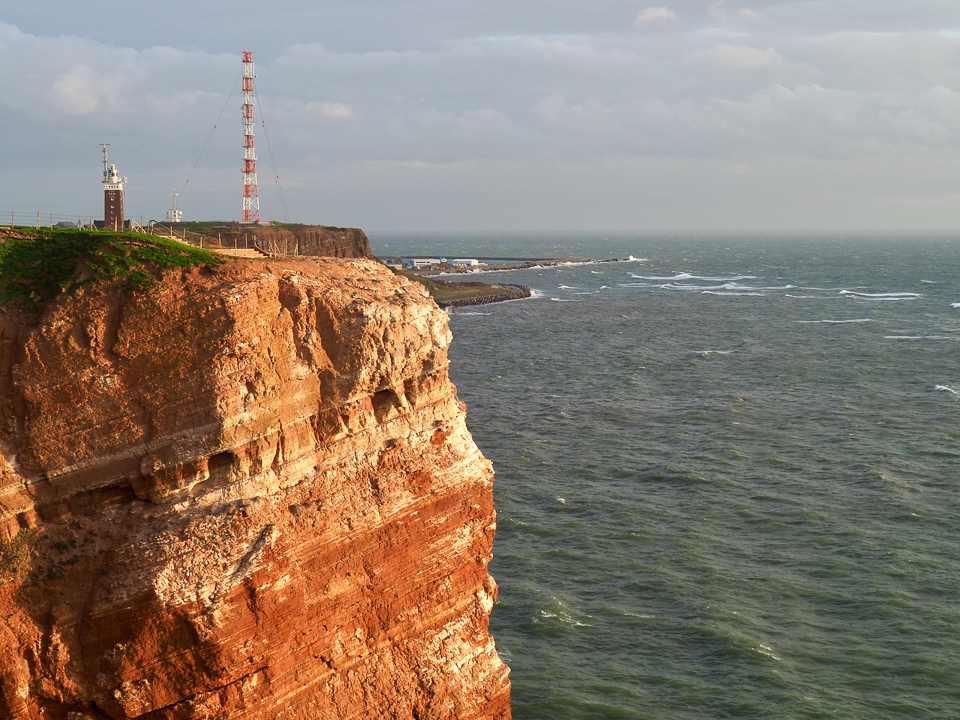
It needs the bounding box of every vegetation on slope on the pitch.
[0,227,224,313]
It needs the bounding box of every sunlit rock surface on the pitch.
[0,256,510,719]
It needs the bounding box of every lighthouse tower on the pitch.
[101,145,126,230]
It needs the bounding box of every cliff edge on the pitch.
[0,252,510,718]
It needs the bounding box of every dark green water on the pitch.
[377,234,960,719]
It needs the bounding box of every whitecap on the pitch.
[665,283,733,291]
[702,291,766,296]
[921,280,937,284]
[456,311,492,316]
[801,286,865,291]
[699,350,735,355]
[558,284,578,290]
[590,271,604,274]
[632,272,757,282]
[550,298,580,302]
[623,256,647,262]
[936,385,959,395]
[669,282,793,292]
[839,290,921,299]
[755,645,781,662]
[797,319,871,324]
[885,335,952,340]
[556,497,566,504]
[951,303,960,308]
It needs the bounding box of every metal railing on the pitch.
[1,211,99,229]
[1,211,155,233]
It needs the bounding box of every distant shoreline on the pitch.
[416,257,591,275]
[391,267,533,308]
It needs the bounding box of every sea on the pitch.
[372,233,960,719]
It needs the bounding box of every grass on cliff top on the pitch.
[0,227,225,313]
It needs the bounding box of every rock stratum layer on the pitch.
[207,225,372,259]
[0,257,510,719]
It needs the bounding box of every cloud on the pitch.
[704,44,785,70]
[49,64,132,115]
[307,101,354,119]
[710,1,760,24]
[634,7,677,28]
[7,12,960,229]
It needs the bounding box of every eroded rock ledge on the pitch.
[0,257,510,719]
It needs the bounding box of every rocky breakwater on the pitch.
[0,253,510,717]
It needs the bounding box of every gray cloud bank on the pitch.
[4,1,960,231]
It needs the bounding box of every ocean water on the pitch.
[374,234,960,719]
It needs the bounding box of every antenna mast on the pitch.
[167,188,182,223]
[241,50,260,223]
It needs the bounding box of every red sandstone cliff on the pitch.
[202,225,372,258]
[0,256,510,718]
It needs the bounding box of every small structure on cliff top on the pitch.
[167,189,183,223]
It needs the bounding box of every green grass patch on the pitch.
[0,529,40,584]
[0,227,225,313]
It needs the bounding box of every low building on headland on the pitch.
[406,258,445,269]
[451,259,479,267]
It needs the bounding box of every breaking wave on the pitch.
[797,319,871,324]
[839,290,921,299]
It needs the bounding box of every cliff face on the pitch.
[0,257,510,719]
[211,225,372,258]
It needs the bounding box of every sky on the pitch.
[4,1,960,232]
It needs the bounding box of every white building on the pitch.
[408,258,444,269]
[167,189,183,223]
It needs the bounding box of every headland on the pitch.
[0,227,510,718]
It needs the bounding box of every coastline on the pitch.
[417,257,591,276]
[391,266,533,308]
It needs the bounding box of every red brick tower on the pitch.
[101,144,126,230]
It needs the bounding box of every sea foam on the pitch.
[631,273,757,282]
[797,319,871,324]
[839,290,921,299]
[702,291,766,296]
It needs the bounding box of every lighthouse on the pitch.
[101,144,126,230]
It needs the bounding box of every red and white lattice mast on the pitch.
[241,50,260,223]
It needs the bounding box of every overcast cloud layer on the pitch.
[4,1,960,231]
